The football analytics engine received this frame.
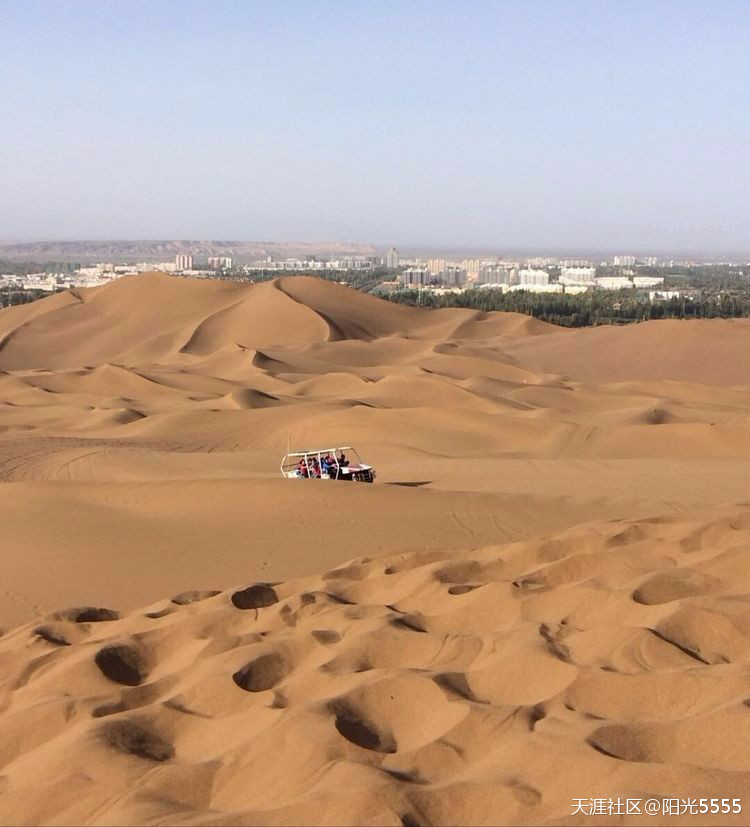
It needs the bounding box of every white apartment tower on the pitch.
[461,259,481,280]
[518,268,549,286]
[560,266,596,284]
[208,256,233,270]
[385,247,399,268]
[478,265,516,285]
[175,254,193,271]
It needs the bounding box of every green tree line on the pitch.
[378,286,750,327]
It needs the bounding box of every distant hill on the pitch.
[0,239,379,263]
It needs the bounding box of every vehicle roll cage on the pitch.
[280,446,362,478]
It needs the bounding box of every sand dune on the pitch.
[1,273,749,824]
[1,504,749,824]
[506,318,750,385]
[3,274,748,462]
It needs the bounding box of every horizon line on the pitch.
[1,238,749,259]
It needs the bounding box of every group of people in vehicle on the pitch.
[295,452,349,479]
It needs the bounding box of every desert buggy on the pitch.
[280,447,376,483]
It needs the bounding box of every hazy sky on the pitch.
[1,0,749,252]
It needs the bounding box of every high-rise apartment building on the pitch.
[518,269,549,286]
[461,259,481,280]
[400,267,430,287]
[385,247,399,269]
[478,265,516,285]
[438,266,467,287]
[175,254,193,271]
[208,256,233,270]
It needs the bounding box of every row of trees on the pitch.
[0,260,47,277]
[379,287,750,327]
[0,288,52,308]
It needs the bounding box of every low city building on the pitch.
[649,290,684,301]
[508,283,563,294]
[596,276,634,290]
[560,266,596,284]
[633,276,665,288]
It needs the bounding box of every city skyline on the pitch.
[2,238,749,262]
[2,1,749,251]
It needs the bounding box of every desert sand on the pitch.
[0,273,749,824]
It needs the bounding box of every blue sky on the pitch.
[1,0,748,252]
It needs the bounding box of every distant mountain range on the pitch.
[0,239,379,263]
